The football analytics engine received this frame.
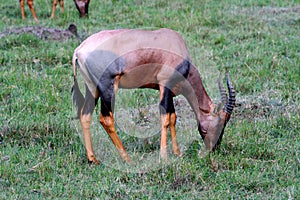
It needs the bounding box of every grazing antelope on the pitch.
[74,0,90,18]
[72,28,236,164]
[19,0,64,21]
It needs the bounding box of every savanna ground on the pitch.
[0,0,299,199]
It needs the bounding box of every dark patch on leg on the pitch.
[97,77,115,117]
[160,88,175,114]
[101,98,113,117]
[159,58,190,114]
[175,58,191,79]
[165,58,191,91]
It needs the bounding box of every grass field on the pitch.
[1,0,299,199]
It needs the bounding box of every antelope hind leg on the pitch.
[98,75,131,162]
[26,0,38,21]
[99,112,131,162]
[80,88,99,164]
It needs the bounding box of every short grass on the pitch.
[1,0,299,199]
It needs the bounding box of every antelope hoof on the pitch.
[123,156,132,163]
[119,150,132,163]
[173,148,181,157]
[160,148,169,163]
[88,156,99,165]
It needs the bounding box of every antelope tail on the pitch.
[71,57,84,119]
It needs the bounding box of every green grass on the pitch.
[1,0,299,199]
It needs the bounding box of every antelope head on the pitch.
[202,74,236,151]
[74,0,90,17]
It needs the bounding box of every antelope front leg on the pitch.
[169,112,181,156]
[159,85,177,162]
[160,113,170,162]
[19,0,26,20]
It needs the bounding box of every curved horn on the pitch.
[224,74,236,114]
[218,74,228,105]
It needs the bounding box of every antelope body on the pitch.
[72,28,235,164]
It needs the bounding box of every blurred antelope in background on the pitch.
[72,28,236,164]
[19,0,64,21]
[74,0,90,17]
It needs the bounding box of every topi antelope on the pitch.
[19,0,64,21]
[72,28,236,164]
[74,0,90,18]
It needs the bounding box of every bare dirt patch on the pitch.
[231,5,300,24]
[0,24,80,41]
